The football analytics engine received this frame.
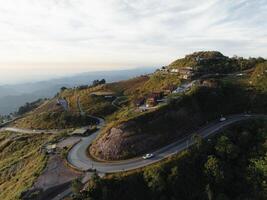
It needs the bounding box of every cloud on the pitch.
[0,0,266,67]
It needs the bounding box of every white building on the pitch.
[170,69,179,73]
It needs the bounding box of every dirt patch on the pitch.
[34,155,81,190]
[57,136,82,149]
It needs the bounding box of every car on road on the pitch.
[143,153,154,159]
[219,117,226,122]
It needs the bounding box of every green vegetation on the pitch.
[103,76,149,96]
[13,76,149,129]
[1,51,266,200]
[0,131,54,200]
[76,119,267,200]
[12,51,265,131]
[169,51,265,74]
[14,110,98,129]
[80,95,117,117]
[13,91,100,129]
[112,96,128,107]
[90,75,267,160]
[16,99,44,116]
[138,73,181,95]
[251,62,267,91]
[71,178,83,197]
[0,115,11,124]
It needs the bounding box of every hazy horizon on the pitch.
[0,65,156,85]
[0,0,266,84]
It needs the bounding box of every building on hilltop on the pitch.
[170,68,179,73]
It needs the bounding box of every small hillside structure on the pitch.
[163,85,176,95]
[170,69,179,73]
[134,98,145,107]
[72,128,91,136]
[146,97,157,107]
[169,67,195,80]
[45,144,57,154]
[145,92,163,107]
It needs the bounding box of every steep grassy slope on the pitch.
[90,66,267,160]
[13,98,97,129]
[138,73,181,95]
[251,62,267,91]
[11,51,267,149]
[79,76,150,117]
[0,131,53,200]
[89,52,266,160]
[102,75,150,96]
[13,76,150,129]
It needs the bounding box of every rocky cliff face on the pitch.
[89,106,204,160]
[89,121,162,160]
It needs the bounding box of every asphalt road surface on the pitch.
[67,114,266,173]
[2,113,266,200]
[0,127,60,134]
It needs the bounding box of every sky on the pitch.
[0,0,266,84]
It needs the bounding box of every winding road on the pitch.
[0,127,60,134]
[67,114,266,173]
[2,101,266,174]
[2,111,266,200]
[2,113,266,174]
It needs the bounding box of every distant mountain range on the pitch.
[0,67,155,115]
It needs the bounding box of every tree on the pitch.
[71,178,83,197]
[92,79,106,86]
[192,133,203,150]
[60,86,67,92]
[86,172,103,200]
[215,135,239,159]
[143,167,167,199]
[99,79,106,84]
[204,155,223,182]
[92,80,100,86]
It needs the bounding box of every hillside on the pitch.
[168,51,264,75]
[1,51,267,200]
[251,62,267,91]
[0,131,53,200]
[0,68,155,115]
[13,98,98,129]
[80,119,267,200]
[12,76,150,129]
[89,53,267,160]
[10,51,267,159]
[90,79,266,160]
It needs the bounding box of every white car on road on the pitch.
[143,153,154,159]
[219,117,226,122]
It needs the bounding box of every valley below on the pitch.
[1,51,267,200]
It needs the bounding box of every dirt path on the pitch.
[34,155,82,191]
